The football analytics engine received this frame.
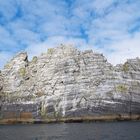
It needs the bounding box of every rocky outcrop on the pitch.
[0,45,140,122]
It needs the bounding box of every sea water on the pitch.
[0,121,140,140]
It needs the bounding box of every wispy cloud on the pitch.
[0,0,140,68]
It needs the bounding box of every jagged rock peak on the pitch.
[40,44,81,58]
[8,52,28,65]
[3,52,28,70]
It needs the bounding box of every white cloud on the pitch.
[106,32,140,65]
[0,51,13,69]
[92,0,114,14]
[0,26,18,51]
[12,28,40,46]
[26,36,91,60]
[0,0,140,69]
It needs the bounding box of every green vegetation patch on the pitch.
[4,63,11,69]
[47,48,54,55]
[123,62,129,72]
[116,85,128,92]
[19,68,26,77]
[32,56,38,63]
[54,111,62,119]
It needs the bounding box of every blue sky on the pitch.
[0,0,140,68]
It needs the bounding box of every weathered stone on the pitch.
[0,45,140,121]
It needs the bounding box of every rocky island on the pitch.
[0,45,140,124]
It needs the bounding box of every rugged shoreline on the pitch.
[0,45,140,122]
[0,114,140,124]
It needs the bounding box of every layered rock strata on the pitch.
[0,45,140,122]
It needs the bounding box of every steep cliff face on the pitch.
[0,45,140,121]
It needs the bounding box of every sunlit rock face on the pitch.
[0,45,140,120]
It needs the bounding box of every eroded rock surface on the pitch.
[0,45,140,120]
